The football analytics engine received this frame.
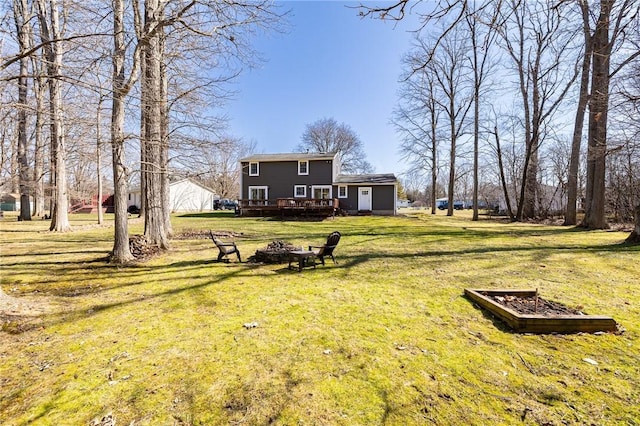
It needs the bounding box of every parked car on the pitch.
[215,199,237,211]
[436,199,464,210]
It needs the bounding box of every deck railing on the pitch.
[276,198,338,209]
[238,198,338,216]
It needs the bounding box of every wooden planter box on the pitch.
[464,289,618,334]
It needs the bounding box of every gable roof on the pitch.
[335,174,397,185]
[171,178,218,195]
[130,178,218,195]
[240,152,337,162]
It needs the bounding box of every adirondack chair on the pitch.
[209,230,241,262]
[309,231,341,266]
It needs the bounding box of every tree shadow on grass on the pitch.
[337,239,637,271]
[22,260,254,331]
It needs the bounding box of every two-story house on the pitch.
[239,152,397,216]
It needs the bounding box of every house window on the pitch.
[298,160,309,175]
[338,185,348,198]
[249,162,259,176]
[294,185,306,198]
[248,186,268,205]
[312,185,332,199]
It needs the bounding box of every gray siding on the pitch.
[337,184,396,215]
[241,159,334,199]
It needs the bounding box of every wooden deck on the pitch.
[238,198,338,217]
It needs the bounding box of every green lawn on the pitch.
[1,211,638,425]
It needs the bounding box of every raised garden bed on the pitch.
[464,288,618,334]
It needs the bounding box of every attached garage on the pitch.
[334,174,397,216]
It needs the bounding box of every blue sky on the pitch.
[227,1,421,176]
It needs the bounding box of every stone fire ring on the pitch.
[464,288,618,334]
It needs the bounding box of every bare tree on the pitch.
[13,0,32,221]
[140,0,173,250]
[109,0,139,263]
[395,54,440,214]
[464,0,500,220]
[564,0,593,225]
[298,118,374,174]
[488,121,516,220]
[36,0,70,232]
[496,0,580,220]
[31,42,47,218]
[617,54,640,242]
[426,27,473,216]
[581,0,639,229]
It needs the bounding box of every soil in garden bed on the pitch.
[483,293,585,316]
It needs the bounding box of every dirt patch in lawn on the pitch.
[173,229,243,240]
[485,293,585,316]
[0,287,52,333]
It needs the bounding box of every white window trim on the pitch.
[294,185,307,198]
[249,162,259,176]
[298,160,309,176]
[311,185,332,199]
[338,185,348,198]
[248,185,268,200]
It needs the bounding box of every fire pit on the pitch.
[248,240,302,264]
[464,288,618,334]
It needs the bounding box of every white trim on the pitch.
[394,183,398,215]
[311,185,332,199]
[338,185,348,199]
[298,160,309,176]
[248,185,268,200]
[294,185,307,198]
[249,162,259,176]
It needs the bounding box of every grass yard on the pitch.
[0,211,639,425]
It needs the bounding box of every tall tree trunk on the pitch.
[10,130,19,194]
[37,0,70,232]
[565,0,592,226]
[430,102,437,216]
[110,0,134,263]
[159,28,172,237]
[524,64,541,219]
[139,47,147,219]
[582,0,612,230]
[446,75,456,217]
[96,96,104,225]
[472,88,479,221]
[447,126,456,217]
[493,125,515,220]
[32,57,46,218]
[142,0,169,249]
[625,204,640,244]
[515,75,531,220]
[14,0,32,222]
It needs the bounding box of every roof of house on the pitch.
[171,178,218,195]
[240,152,338,162]
[335,174,397,185]
[130,178,218,195]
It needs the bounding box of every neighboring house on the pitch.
[0,193,33,212]
[128,178,219,212]
[239,152,397,216]
[397,199,410,209]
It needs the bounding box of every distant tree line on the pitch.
[1,0,284,262]
[362,0,640,236]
